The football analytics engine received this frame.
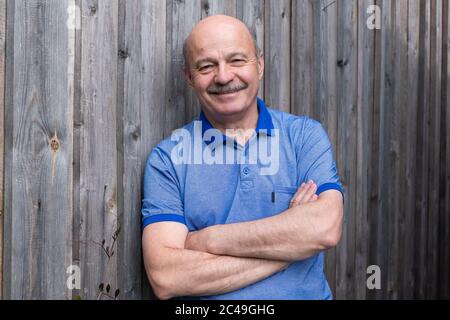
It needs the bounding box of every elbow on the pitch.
[147,269,174,300]
[319,207,343,249]
[322,225,342,248]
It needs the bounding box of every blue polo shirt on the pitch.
[141,98,343,300]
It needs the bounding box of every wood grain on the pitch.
[1,0,450,299]
[3,0,74,299]
[78,0,119,300]
[0,0,6,300]
[264,0,290,112]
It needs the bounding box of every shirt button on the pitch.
[243,167,250,175]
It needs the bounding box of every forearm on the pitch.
[187,192,343,261]
[206,206,321,261]
[145,247,288,299]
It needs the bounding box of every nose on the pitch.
[214,62,234,85]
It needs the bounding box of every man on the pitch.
[141,15,344,300]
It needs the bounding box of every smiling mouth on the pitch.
[212,88,243,95]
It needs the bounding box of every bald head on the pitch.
[183,15,260,70]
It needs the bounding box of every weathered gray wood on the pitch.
[201,0,237,17]
[291,0,315,117]
[78,0,119,300]
[71,0,82,300]
[402,0,420,299]
[0,0,6,300]
[166,0,201,130]
[426,0,442,300]
[335,0,358,300]
[264,0,290,112]
[378,0,392,299]
[236,0,265,99]
[355,0,375,300]
[367,0,382,301]
[388,0,408,300]
[414,0,431,299]
[1,0,450,300]
[378,0,402,299]
[3,0,74,299]
[443,0,450,299]
[2,0,13,300]
[118,0,168,300]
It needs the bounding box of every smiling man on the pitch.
[141,15,344,300]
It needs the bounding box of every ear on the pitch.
[257,53,265,81]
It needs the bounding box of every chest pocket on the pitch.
[272,185,297,214]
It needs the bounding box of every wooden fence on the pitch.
[1,0,449,299]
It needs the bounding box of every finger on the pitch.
[296,181,315,204]
[302,182,318,203]
[291,181,314,207]
[289,182,307,208]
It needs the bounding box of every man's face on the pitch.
[185,19,264,118]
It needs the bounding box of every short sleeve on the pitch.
[141,147,186,230]
[296,118,344,199]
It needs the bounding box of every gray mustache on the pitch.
[207,83,248,95]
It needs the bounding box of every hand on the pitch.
[289,180,318,209]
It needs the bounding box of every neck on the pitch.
[202,100,259,145]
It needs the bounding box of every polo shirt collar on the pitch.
[199,98,274,144]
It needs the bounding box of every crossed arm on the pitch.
[142,181,343,299]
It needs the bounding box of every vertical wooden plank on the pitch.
[374,0,394,299]
[291,0,315,117]
[236,0,265,99]
[389,0,408,300]
[2,0,13,299]
[71,0,82,301]
[441,0,450,299]
[368,0,382,300]
[414,0,431,299]
[445,0,450,299]
[355,0,375,300]
[264,0,290,112]
[426,0,442,300]
[166,0,201,131]
[118,0,168,300]
[378,0,407,299]
[335,0,358,300]
[0,0,6,300]
[378,0,390,299]
[402,0,420,299]
[78,0,119,300]
[3,0,74,299]
[201,0,237,17]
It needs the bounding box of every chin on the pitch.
[206,96,253,116]
[214,102,247,115]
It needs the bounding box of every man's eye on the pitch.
[199,65,213,71]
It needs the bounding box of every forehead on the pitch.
[188,22,254,59]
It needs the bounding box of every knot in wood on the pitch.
[203,1,210,14]
[50,133,60,152]
[89,5,97,16]
[337,59,348,68]
[118,49,129,59]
